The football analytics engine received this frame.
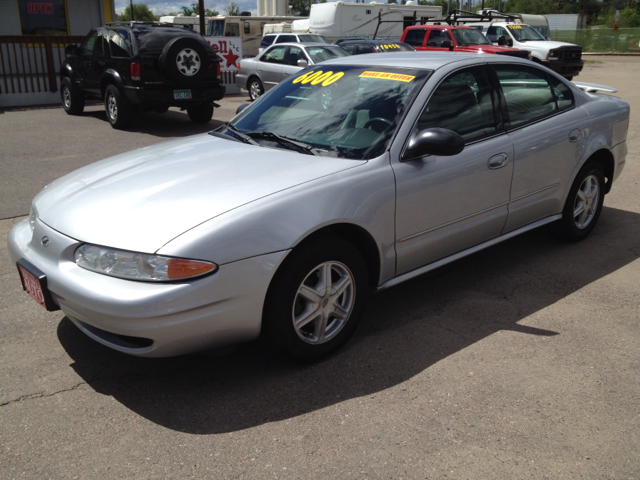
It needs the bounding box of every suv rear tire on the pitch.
[104,85,133,130]
[61,77,84,115]
[160,37,210,86]
[186,104,214,123]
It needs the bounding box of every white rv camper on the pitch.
[306,1,444,41]
[159,15,304,57]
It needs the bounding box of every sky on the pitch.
[115,0,261,16]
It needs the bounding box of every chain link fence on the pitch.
[551,28,640,53]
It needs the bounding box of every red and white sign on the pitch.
[204,37,242,72]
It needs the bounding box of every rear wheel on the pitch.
[187,103,214,123]
[262,238,369,362]
[60,77,84,115]
[248,77,263,101]
[104,85,133,130]
[555,161,605,241]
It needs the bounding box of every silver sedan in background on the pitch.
[9,53,629,362]
[235,42,351,100]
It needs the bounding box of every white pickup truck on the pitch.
[469,22,584,80]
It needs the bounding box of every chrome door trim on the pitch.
[379,215,562,291]
[510,182,560,203]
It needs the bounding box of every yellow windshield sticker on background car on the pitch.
[293,70,345,86]
[507,25,523,29]
[359,71,415,82]
[380,44,401,50]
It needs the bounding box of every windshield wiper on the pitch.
[246,131,321,156]
[223,124,259,145]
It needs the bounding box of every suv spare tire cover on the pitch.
[160,36,211,85]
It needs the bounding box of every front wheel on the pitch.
[104,85,133,129]
[186,103,214,123]
[248,77,263,101]
[554,161,605,241]
[262,238,370,362]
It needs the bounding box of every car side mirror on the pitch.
[236,103,250,114]
[297,59,308,68]
[402,128,465,161]
[497,35,507,46]
[65,44,79,56]
[441,40,453,50]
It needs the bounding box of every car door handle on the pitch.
[488,153,508,170]
[568,128,581,143]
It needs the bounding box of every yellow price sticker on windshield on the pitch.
[380,44,401,50]
[292,70,344,86]
[359,71,415,82]
[508,24,522,29]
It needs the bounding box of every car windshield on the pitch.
[305,46,351,63]
[228,65,430,160]
[507,24,546,41]
[450,28,491,46]
[299,34,330,44]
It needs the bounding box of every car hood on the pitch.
[520,40,576,50]
[35,134,365,253]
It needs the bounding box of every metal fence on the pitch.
[0,35,85,95]
[551,28,640,54]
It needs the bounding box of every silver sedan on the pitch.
[235,42,350,101]
[9,53,629,361]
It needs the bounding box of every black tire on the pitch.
[60,77,84,115]
[248,77,263,101]
[104,84,133,130]
[554,161,605,241]
[186,103,214,123]
[160,37,210,86]
[262,238,370,362]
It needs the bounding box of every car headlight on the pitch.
[28,206,37,233]
[74,244,218,282]
[546,49,559,60]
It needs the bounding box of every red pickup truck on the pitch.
[400,25,530,59]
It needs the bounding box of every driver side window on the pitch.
[263,46,286,64]
[416,67,497,142]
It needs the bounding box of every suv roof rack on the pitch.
[445,9,519,26]
[105,21,194,30]
[372,11,440,39]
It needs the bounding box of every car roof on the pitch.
[339,39,410,45]
[404,25,475,30]
[318,50,531,70]
[266,42,342,48]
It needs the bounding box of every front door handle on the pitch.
[568,128,581,143]
[488,153,508,170]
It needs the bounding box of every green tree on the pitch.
[117,4,159,21]
[225,1,241,16]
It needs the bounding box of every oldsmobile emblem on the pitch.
[41,236,50,247]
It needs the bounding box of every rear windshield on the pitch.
[133,27,203,57]
[298,34,330,44]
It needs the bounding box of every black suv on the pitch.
[61,22,225,129]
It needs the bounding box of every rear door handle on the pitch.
[488,153,508,170]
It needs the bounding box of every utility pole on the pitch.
[199,0,205,34]
[130,0,134,20]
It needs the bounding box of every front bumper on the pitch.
[123,84,226,107]
[8,217,287,357]
[542,59,584,77]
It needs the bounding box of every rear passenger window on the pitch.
[404,29,426,47]
[494,65,559,128]
[417,66,496,142]
[426,29,450,47]
[357,45,377,54]
[108,30,131,58]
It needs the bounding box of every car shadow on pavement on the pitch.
[80,106,225,137]
[57,206,640,435]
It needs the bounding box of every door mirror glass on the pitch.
[498,35,508,46]
[403,128,464,161]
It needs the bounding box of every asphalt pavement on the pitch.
[0,58,639,479]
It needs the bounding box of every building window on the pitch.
[18,0,69,35]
